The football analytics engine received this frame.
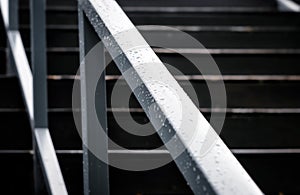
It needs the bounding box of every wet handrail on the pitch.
[79,0,264,194]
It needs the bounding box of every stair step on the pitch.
[3,27,300,49]
[116,0,278,8]
[1,152,299,194]
[107,79,300,109]
[1,77,300,109]
[20,0,278,10]
[154,53,300,76]
[1,110,300,150]
[0,152,193,195]
[1,48,300,75]
[18,9,300,26]
[0,23,300,49]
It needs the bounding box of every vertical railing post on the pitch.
[78,5,110,195]
[1,0,67,194]
[30,0,48,193]
[6,0,18,75]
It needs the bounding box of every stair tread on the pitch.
[0,152,299,194]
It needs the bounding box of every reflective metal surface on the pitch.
[80,0,264,194]
[35,128,68,195]
[277,0,300,12]
[78,7,110,195]
[0,1,68,194]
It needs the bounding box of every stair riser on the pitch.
[2,50,300,76]
[18,10,300,26]
[1,153,299,194]
[1,111,300,150]
[20,0,278,8]
[1,78,300,108]
[3,28,300,48]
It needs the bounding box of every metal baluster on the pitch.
[6,0,17,75]
[30,0,48,193]
[78,5,110,195]
[31,1,67,194]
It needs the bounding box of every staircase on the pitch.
[1,0,300,194]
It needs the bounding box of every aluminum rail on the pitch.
[277,0,300,11]
[78,7,110,194]
[0,0,68,194]
[79,0,264,194]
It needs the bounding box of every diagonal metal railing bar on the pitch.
[0,0,68,194]
[277,0,300,11]
[79,0,264,194]
[6,31,33,120]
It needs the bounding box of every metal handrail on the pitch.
[0,0,67,194]
[277,0,300,11]
[79,0,264,194]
